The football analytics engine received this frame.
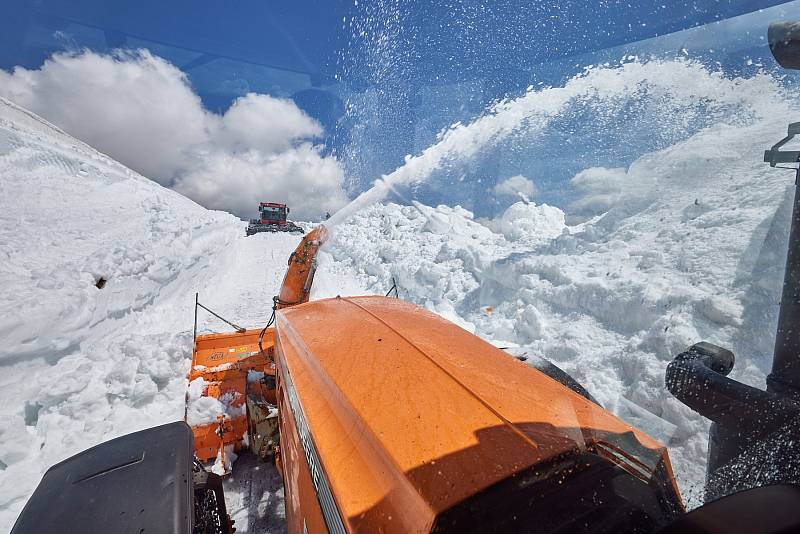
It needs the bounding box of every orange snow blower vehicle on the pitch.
[176,224,690,533]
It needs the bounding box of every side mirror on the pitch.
[764,121,800,167]
[287,207,290,213]
[769,21,800,70]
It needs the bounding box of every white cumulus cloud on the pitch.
[568,166,627,218]
[214,93,323,154]
[174,144,347,221]
[0,49,346,220]
[491,174,538,201]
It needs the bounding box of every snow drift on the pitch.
[0,95,231,528]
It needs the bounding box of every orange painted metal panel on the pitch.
[276,226,327,310]
[192,417,249,462]
[187,328,277,463]
[277,371,330,534]
[190,328,275,379]
[275,295,680,532]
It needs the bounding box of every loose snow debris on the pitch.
[483,201,566,243]
[212,444,239,476]
[185,378,247,427]
[248,370,266,383]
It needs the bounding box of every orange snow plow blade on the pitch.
[187,328,276,465]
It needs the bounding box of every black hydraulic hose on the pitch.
[385,277,399,298]
[257,318,272,356]
[257,297,279,355]
[665,342,799,431]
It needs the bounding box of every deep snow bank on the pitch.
[0,96,245,529]
[0,96,364,533]
[0,96,241,363]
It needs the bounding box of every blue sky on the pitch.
[2,1,800,217]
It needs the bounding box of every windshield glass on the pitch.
[2,1,800,532]
[261,206,283,217]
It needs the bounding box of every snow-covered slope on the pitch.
[0,96,232,528]
[326,112,795,505]
[0,97,364,532]
[0,98,241,364]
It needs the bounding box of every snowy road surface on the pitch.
[196,232,299,534]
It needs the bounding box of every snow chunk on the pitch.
[491,201,566,242]
[211,444,238,476]
[185,378,245,426]
[247,370,266,383]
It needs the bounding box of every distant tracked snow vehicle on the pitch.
[246,202,304,236]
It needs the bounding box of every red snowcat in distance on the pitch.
[246,202,304,236]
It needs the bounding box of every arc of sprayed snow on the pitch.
[327,58,787,231]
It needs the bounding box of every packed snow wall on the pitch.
[0,97,244,528]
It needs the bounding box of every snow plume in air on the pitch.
[328,58,788,228]
[0,49,347,220]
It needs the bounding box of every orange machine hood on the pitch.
[275,296,679,533]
